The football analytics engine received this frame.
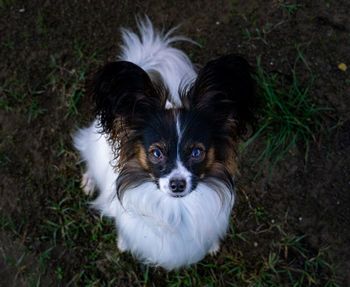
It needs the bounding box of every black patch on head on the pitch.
[142,111,178,178]
[176,110,235,195]
[90,55,255,202]
[91,61,166,134]
[177,111,211,168]
[183,54,256,135]
[90,61,169,201]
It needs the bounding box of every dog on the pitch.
[74,17,255,270]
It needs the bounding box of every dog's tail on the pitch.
[118,17,197,107]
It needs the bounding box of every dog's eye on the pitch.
[191,147,202,159]
[152,148,163,159]
[148,144,166,164]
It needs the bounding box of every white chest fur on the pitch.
[74,122,234,270]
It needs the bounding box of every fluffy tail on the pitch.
[118,17,197,107]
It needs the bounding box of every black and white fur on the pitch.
[74,18,255,270]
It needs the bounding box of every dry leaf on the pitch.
[338,63,347,72]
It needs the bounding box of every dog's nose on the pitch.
[169,178,186,193]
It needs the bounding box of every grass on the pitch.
[0,4,341,285]
[0,48,338,285]
[161,219,339,287]
[0,79,48,124]
[27,98,47,123]
[47,41,99,118]
[279,2,302,16]
[0,163,338,286]
[242,22,285,46]
[242,52,327,171]
[0,0,15,8]
[13,176,336,286]
[0,78,27,111]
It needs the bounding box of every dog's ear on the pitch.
[91,61,165,134]
[185,54,256,135]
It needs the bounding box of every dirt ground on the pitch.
[0,0,349,286]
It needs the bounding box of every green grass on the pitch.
[47,41,99,118]
[162,220,339,287]
[0,0,15,8]
[0,78,27,111]
[242,21,277,46]
[0,165,336,287]
[19,177,336,286]
[27,98,47,123]
[279,2,302,15]
[243,53,327,171]
[0,13,339,285]
[1,48,338,285]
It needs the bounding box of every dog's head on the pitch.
[92,55,255,200]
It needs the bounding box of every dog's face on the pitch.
[141,109,218,197]
[92,55,255,199]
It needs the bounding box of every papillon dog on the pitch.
[74,17,255,270]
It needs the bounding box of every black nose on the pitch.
[169,178,187,193]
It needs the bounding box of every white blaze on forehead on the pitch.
[158,113,192,196]
[176,114,182,142]
[176,113,184,160]
[174,114,190,181]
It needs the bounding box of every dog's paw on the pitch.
[81,172,95,196]
[117,236,127,252]
[209,241,220,256]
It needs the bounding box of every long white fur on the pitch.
[74,18,234,270]
[119,17,197,107]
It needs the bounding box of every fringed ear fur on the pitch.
[91,61,166,135]
[184,54,256,135]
